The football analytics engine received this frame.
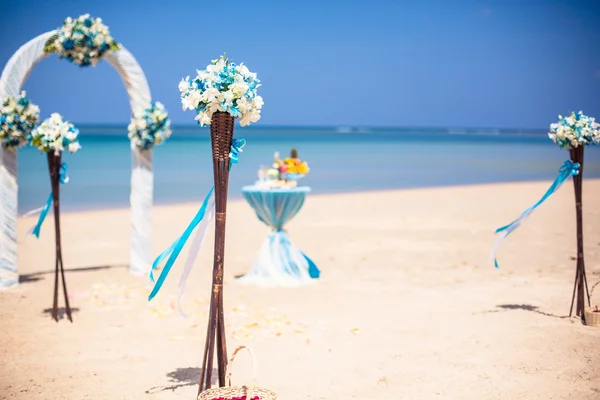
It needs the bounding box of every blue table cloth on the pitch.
[238,185,320,286]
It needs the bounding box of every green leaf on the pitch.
[43,34,59,54]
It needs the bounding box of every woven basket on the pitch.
[584,280,600,327]
[198,346,277,400]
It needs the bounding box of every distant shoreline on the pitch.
[26,177,600,215]
[69,123,550,136]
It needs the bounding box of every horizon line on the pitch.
[69,123,550,133]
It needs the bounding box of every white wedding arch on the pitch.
[0,30,154,289]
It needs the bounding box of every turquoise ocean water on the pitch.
[17,125,600,213]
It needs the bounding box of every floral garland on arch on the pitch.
[44,14,120,67]
[548,111,600,150]
[128,101,172,150]
[0,91,40,148]
[179,54,263,126]
[29,113,81,155]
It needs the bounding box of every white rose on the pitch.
[240,112,253,127]
[203,88,219,103]
[178,78,190,93]
[52,138,64,152]
[196,70,209,81]
[135,118,147,130]
[194,112,212,126]
[230,81,249,96]
[68,142,81,153]
[237,64,250,77]
[250,110,261,123]
[220,90,234,106]
[252,96,264,109]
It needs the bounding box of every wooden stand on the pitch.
[198,112,234,394]
[568,146,590,321]
[47,153,72,323]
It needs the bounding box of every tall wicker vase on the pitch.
[47,152,72,322]
[198,112,235,394]
[569,146,590,321]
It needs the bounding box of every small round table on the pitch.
[238,185,320,286]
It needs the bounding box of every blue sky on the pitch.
[1,0,599,129]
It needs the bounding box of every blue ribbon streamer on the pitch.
[229,138,245,166]
[148,186,214,301]
[490,159,580,268]
[148,138,246,301]
[32,163,70,238]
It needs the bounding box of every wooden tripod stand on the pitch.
[568,146,590,321]
[47,152,73,323]
[198,112,234,394]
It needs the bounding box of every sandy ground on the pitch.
[1,181,600,400]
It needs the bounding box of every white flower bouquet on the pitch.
[179,54,263,126]
[128,101,172,150]
[44,14,120,66]
[0,91,40,148]
[548,111,600,150]
[29,113,81,155]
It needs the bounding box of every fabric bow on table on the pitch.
[148,138,246,316]
[490,159,580,268]
[24,163,70,238]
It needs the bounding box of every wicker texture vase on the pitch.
[198,346,277,400]
[199,112,235,393]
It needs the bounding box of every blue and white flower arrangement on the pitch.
[44,14,120,67]
[179,54,263,126]
[0,91,40,148]
[29,113,81,156]
[548,111,600,150]
[128,101,172,150]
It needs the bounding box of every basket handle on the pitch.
[590,280,600,305]
[225,345,257,396]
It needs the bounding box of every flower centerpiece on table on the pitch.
[44,14,120,66]
[280,147,310,179]
[0,91,40,148]
[258,148,310,189]
[178,54,263,127]
[548,111,600,150]
[29,113,81,155]
[128,101,172,150]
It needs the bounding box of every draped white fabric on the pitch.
[129,145,153,275]
[0,147,18,288]
[105,49,152,276]
[0,32,53,289]
[0,32,154,288]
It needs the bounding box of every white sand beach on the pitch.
[1,180,600,399]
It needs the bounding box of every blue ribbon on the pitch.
[32,163,70,238]
[491,159,580,268]
[229,138,245,166]
[148,138,246,301]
